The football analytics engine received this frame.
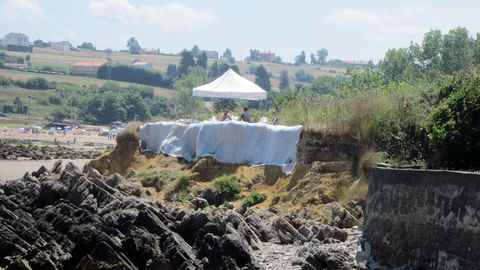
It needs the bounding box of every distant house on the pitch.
[343,60,370,66]
[3,63,29,70]
[204,50,219,60]
[50,41,72,51]
[72,61,104,77]
[1,32,30,47]
[132,61,153,69]
[143,48,159,55]
[0,32,32,52]
[258,51,276,62]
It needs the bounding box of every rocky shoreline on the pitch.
[0,139,102,160]
[0,161,371,269]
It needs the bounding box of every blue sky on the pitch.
[1,0,480,62]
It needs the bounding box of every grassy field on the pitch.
[0,69,175,97]
[0,84,56,125]
[1,48,346,90]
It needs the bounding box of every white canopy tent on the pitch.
[193,69,267,100]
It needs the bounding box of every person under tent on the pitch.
[240,107,250,123]
[220,109,232,121]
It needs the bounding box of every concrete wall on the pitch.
[363,167,480,269]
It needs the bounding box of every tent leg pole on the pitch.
[191,96,195,123]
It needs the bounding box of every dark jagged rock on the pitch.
[0,139,102,161]
[0,161,361,270]
[330,203,359,229]
[312,225,348,242]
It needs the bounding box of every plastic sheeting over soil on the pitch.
[139,121,302,174]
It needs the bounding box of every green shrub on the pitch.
[243,192,267,206]
[428,71,480,169]
[173,174,190,192]
[213,176,242,202]
[374,107,430,162]
[24,77,52,90]
[139,170,179,192]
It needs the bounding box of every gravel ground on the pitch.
[252,242,302,270]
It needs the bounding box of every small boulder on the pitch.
[191,197,209,209]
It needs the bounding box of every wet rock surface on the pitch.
[0,139,101,160]
[0,161,370,269]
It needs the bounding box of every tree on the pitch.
[33,39,49,48]
[295,51,306,65]
[191,44,201,57]
[249,49,259,61]
[279,70,289,90]
[97,65,168,87]
[380,48,418,82]
[123,93,151,121]
[441,27,474,74]
[51,107,73,122]
[127,37,142,55]
[223,48,234,63]
[209,62,220,79]
[178,50,196,76]
[229,65,240,74]
[310,53,317,64]
[173,66,207,117]
[197,51,208,69]
[419,29,443,76]
[167,64,178,78]
[474,33,480,65]
[151,96,175,118]
[13,96,22,106]
[317,48,328,64]
[213,99,238,113]
[310,75,342,94]
[429,70,480,169]
[255,65,271,91]
[273,56,282,64]
[294,70,314,83]
[25,55,30,62]
[78,42,95,50]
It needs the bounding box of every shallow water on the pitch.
[0,159,90,182]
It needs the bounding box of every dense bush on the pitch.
[97,64,171,88]
[24,77,52,90]
[428,71,480,169]
[50,107,73,122]
[151,96,175,118]
[295,69,314,83]
[243,192,267,206]
[213,176,242,202]
[374,106,430,162]
[213,99,238,113]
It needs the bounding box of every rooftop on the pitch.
[73,61,104,67]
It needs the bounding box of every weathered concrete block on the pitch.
[363,167,480,269]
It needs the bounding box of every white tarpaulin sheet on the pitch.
[139,121,302,174]
[193,69,267,100]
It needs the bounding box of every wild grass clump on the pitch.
[243,192,267,206]
[213,176,242,202]
[271,193,290,206]
[164,174,191,199]
[139,170,178,192]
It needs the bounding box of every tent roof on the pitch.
[193,69,267,100]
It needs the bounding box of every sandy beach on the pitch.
[0,128,116,148]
